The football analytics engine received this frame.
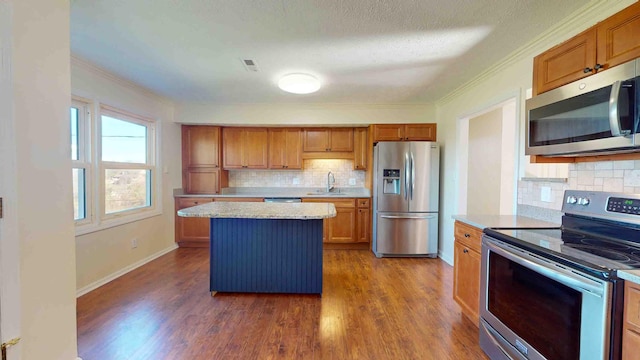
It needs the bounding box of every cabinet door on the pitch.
[596,2,640,70]
[453,240,481,325]
[269,128,302,169]
[356,207,370,243]
[182,126,220,168]
[372,124,404,142]
[405,124,436,141]
[353,128,368,170]
[532,28,597,95]
[175,197,213,247]
[185,168,220,194]
[329,128,354,151]
[303,129,330,151]
[243,128,269,169]
[222,128,244,169]
[329,205,356,243]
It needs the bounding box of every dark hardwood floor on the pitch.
[77,248,488,359]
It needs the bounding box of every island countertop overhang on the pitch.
[177,201,337,220]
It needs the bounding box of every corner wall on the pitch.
[12,0,77,358]
[72,59,182,294]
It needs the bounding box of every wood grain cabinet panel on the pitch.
[303,128,353,152]
[533,2,640,95]
[356,198,370,243]
[452,221,482,326]
[623,281,640,360]
[268,128,303,169]
[303,198,357,243]
[182,125,224,194]
[533,28,597,96]
[222,127,269,169]
[372,124,437,142]
[353,127,368,170]
[175,197,213,247]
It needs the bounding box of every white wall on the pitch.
[175,102,436,125]
[71,58,182,294]
[435,0,636,264]
[11,0,77,358]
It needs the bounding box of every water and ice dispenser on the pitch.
[382,169,401,194]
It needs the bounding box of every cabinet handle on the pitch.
[463,249,469,254]
[583,67,592,73]
[464,233,470,238]
[583,65,603,74]
[594,63,603,71]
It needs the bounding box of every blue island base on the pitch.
[210,218,323,295]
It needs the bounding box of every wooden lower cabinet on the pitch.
[453,221,483,326]
[356,198,370,243]
[623,281,640,359]
[175,197,263,247]
[175,197,213,247]
[303,198,361,243]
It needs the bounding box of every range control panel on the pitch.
[562,190,640,226]
[607,197,640,215]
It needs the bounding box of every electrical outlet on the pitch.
[540,186,552,203]
[131,238,138,249]
[292,177,300,185]
[348,178,356,186]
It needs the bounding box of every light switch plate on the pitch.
[349,178,356,186]
[541,186,552,202]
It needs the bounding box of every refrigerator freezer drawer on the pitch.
[374,212,438,257]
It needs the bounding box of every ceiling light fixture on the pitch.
[278,73,321,94]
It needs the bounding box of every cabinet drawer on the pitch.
[304,198,355,208]
[454,221,483,252]
[357,198,370,208]
[176,197,212,209]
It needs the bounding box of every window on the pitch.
[99,105,157,218]
[71,98,91,224]
[71,99,160,234]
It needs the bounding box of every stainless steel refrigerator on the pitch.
[372,141,440,257]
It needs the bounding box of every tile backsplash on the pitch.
[229,159,366,188]
[518,160,640,211]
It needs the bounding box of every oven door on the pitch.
[479,235,612,360]
[525,58,638,156]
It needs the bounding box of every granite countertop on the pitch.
[174,187,371,199]
[618,270,640,284]
[452,214,560,229]
[178,201,337,220]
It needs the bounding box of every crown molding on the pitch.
[70,54,175,106]
[436,0,636,106]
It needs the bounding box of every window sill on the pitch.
[75,209,163,236]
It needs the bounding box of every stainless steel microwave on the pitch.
[526,58,639,156]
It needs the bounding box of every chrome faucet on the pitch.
[327,171,335,192]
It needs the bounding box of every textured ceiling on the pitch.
[70,0,591,104]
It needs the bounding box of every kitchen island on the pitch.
[178,201,336,295]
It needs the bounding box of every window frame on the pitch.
[98,104,159,222]
[72,99,162,236]
[71,97,93,226]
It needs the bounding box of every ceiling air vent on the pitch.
[241,58,259,72]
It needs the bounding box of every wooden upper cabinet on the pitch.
[303,128,353,152]
[182,126,220,168]
[222,127,268,169]
[182,125,223,194]
[353,127,368,170]
[372,124,437,142]
[596,1,640,70]
[268,128,303,169]
[533,28,597,96]
[533,2,640,95]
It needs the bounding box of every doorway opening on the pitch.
[456,96,518,215]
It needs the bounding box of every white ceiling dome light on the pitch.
[278,73,321,94]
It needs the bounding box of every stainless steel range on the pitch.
[479,190,640,360]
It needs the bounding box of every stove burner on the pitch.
[579,238,631,251]
[564,244,632,262]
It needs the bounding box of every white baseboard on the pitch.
[76,244,178,297]
[438,251,454,266]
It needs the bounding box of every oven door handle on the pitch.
[484,237,604,297]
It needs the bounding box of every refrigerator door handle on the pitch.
[380,214,437,220]
[404,152,410,200]
[410,151,415,201]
